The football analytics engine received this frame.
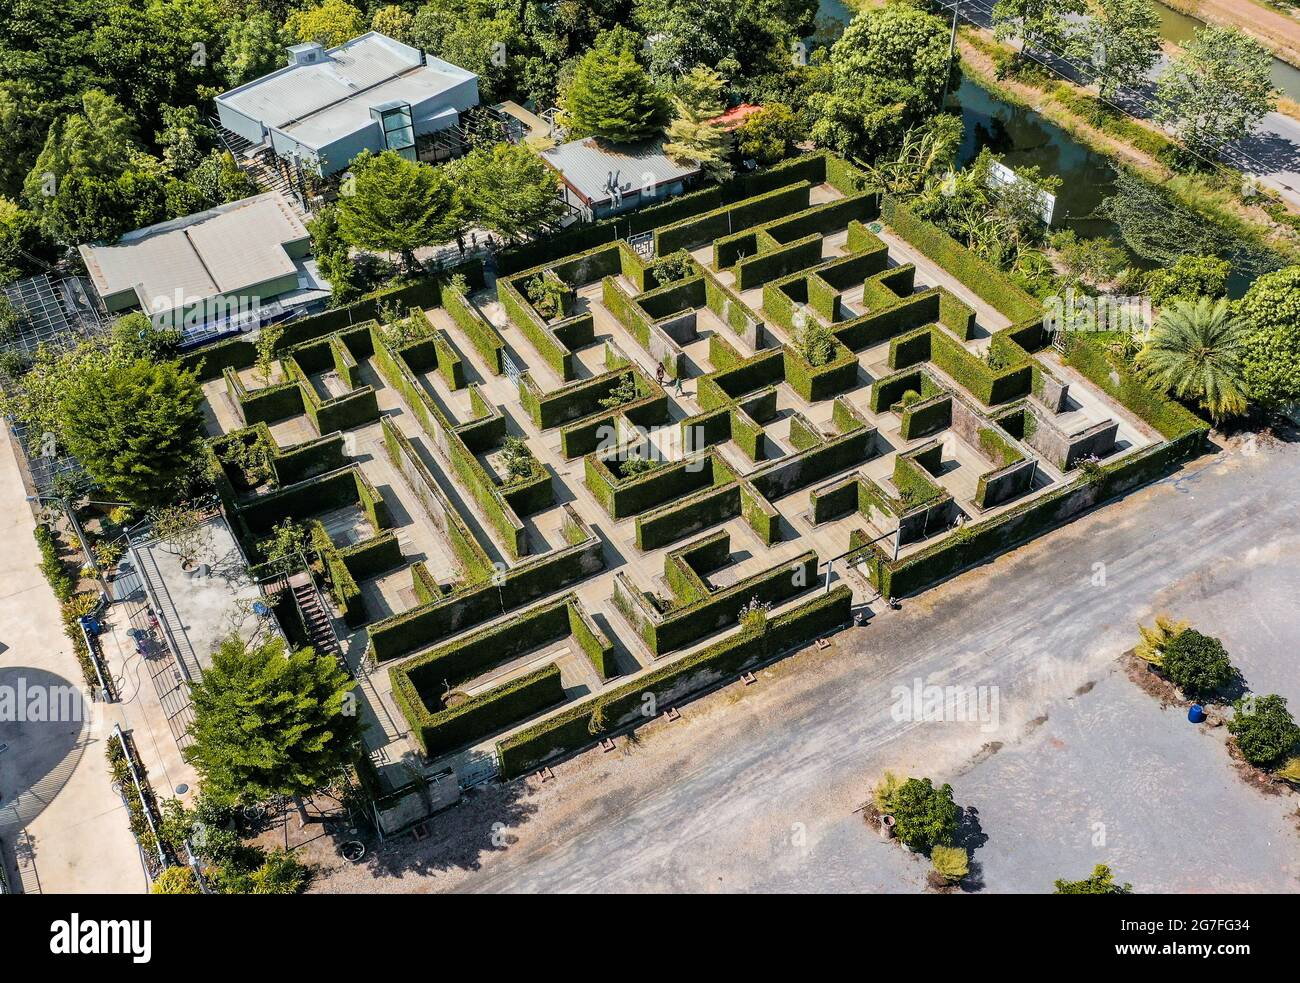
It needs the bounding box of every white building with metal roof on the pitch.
[539,137,700,222]
[215,32,480,176]
[78,192,329,345]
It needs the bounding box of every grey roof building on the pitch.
[78,192,329,344]
[214,32,479,176]
[540,138,700,222]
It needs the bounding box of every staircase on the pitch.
[209,116,311,219]
[290,574,341,661]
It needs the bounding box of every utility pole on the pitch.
[942,0,961,108]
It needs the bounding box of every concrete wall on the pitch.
[1027,409,1119,470]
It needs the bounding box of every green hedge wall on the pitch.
[810,475,859,523]
[381,418,494,585]
[497,585,852,777]
[653,182,812,255]
[928,327,1032,406]
[367,524,604,662]
[271,432,349,485]
[880,195,1041,327]
[832,291,939,353]
[733,234,824,291]
[498,276,575,380]
[1062,336,1207,440]
[888,325,933,369]
[900,394,952,440]
[584,452,720,519]
[393,661,565,758]
[615,550,819,655]
[783,340,858,402]
[635,482,742,550]
[443,286,505,374]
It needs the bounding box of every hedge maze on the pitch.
[191,151,1208,792]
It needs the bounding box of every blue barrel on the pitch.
[1188,703,1206,723]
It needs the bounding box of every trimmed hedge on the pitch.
[443,285,505,374]
[393,661,565,759]
[653,182,812,255]
[613,547,819,655]
[880,195,1041,327]
[366,511,604,662]
[928,327,1032,406]
[497,585,852,777]
[387,595,614,747]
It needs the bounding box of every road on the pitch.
[939,0,1300,210]
[315,433,1300,893]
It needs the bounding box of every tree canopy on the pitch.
[1155,26,1277,155]
[810,4,956,160]
[55,355,206,508]
[336,150,465,269]
[453,143,564,241]
[560,33,669,143]
[185,635,360,805]
[1237,266,1300,409]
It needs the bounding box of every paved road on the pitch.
[318,434,1300,892]
[942,0,1300,209]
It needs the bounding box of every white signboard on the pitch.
[987,160,1056,226]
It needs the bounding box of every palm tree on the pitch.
[1136,297,1249,423]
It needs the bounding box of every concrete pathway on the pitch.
[0,428,148,893]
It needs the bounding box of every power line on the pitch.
[933,0,1295,189]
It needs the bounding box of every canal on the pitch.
[814,0,1279,293]
[1153,1,1300,102]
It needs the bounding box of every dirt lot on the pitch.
[305,433,1300,893]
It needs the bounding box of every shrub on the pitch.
[649,249,695,284]
[1053,864,1132,894]
[525,274,568,320]
[598,372,638,410]
[1228,694,1300,768]
[930,844,969,883]
[881,776,960,853]
[151,866,201,894]
[793,321,836,367]
[35,524,76,602]
[250,849,312,894]
[1160,628,1234,698]
[1134,614,1188,665]
[500,436,536,482]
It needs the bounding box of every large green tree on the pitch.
[1237,266,1300,409]
[631,0,816,84]
[55,356,206,508]
[992,0,1088,56]
[1136,296,1249,423]
[409,0,525,102]
[663,66,732,181]
[453,143,564,241]
[1155,26,1277,155]
[335,150,465,269]
[560,33,669,143]
[220,10,287,89]
[809,3,956,160]
[1074,0,1161,100]
[186,636,360,813]
[285,0,366,48]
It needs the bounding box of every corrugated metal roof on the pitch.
[79,193,309,314]
[215,32,477,150]
[540,138,699,206]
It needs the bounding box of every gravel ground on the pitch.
[309,434,1300,893]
